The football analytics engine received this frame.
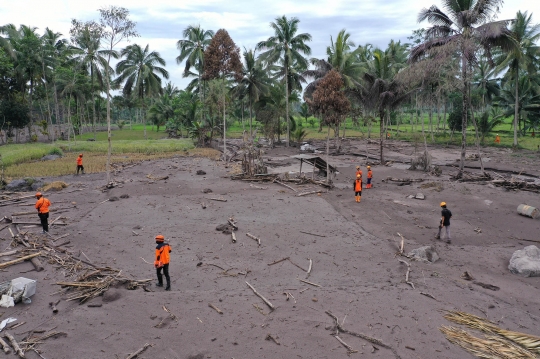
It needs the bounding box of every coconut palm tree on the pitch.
[234,48,271,139]
[115,43,169,139]
[256,15,312,146]
[71,26,109,139]
[410,0,515,175]
[176,25,214,119]
[496,11,540,146]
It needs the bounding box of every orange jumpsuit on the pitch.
[354,179,363,202]
[35,197,51,232]
[367,169,373,188]
[494,135,500,144]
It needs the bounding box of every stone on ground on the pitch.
[509,245,540,277]
[408,246,439,262]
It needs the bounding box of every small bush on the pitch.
[48,147,63,156]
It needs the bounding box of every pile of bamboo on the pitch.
[441,311,540,358]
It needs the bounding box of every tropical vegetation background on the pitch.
[1,1,539,177]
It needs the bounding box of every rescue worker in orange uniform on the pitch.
[354,174,363,203]
[494,134,500,144]
[366,166,373,189]
[35,192,51,233]
[76,154,85,175]
[154,234,171,291]
[355,166,362,178]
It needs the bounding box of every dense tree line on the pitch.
[1,0,540,176]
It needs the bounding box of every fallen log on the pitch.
[0,336,11,354]
[0,250,18,257]
[246,281,275,311]
[125,343,151,359]
[208,197,227,202]
[296,190,325,197]
[0,252,42,269]
[4,332,24,358]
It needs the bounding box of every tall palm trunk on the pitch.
[249,92,253,140]
[459,55,468,176]
[41,57,54,142]
[105,56,112,184]
[91,67,97,140]
[285,66,289,147]
[513,69,519,147]
[379,109,385,163]
[223,77,227,160]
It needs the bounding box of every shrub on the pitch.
[48,147,63,156]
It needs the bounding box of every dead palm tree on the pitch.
[410,0,515,175]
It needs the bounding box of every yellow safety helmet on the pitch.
[440,202,446,207]
[356,174,361,179]
[367,166,371,169]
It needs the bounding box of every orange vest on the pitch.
[35,197,51,214]
[155,243,171,265]
[354,179,362,192]
[77,157,83,165]
[356,170,363,177]
[367,170,372,179]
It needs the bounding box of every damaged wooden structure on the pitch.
[291,154,338,181]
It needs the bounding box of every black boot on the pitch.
[156,282,163,287]
[165,279,170,291]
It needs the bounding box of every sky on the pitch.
[1,0,539,89]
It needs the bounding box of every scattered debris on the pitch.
[265,333,280,345]
[49,300,60,314]
[517,204,540,219]
[146,174,169,181]
[208,303,223,314]
[41,181,68,192]
[473,281,500,291]
[407,246,439,263]
[398,259,415,289]
[299,231,326,237]
[414,193,425,200]
[246,233,261,246]
[125,343,151,359]
[246,281,275,311]
[202,188,212,193]
[196,170,206,175]
[461,271,474,281]
[298,279,321,287]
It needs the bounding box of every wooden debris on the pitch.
[273,179,297,192]
[0,250,18,257]
[208,303,223,314]
[296,190,325,197]
[0,336,11,354]
[4,332,24,358]
[420,292,437,300]
[0,252,42,269]
[231,232,236,243]
[299,230,326,237]
[208,197,227,202]
[87,303,102,308]
[201,202,207,209]
[473,281,500,291]
[249,184,268,190]
[334,335,358,355]
[325,311,401,359]
[299,278,321,287]
[398,259,414,289]
[267,257,289,266]
[246,281,275,311]
[288,259,307,272]
[246,233,261,246]
[306,259,313,278]
[125,343,151,359]
[227,218,238,230]
[265,333,280,345]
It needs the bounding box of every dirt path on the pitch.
[0,140,539,359]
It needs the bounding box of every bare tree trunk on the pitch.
[285,68,289,147]
[513,71,519,147]
[223,77,227,160]
[326,125,330,183]
[105,58,112,184]
[379,110,385,163]
[91,67,97,140]
[459,55,468,176]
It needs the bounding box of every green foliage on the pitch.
[291,127,307,143]
[448,93,465,132]
[117,120,126,130]
[0,94,30,129]
[48,147,63,156]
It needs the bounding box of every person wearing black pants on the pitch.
[35,192,51,233]
[39,212,49,232]
[154,234,172,290]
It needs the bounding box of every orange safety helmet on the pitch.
[155,234,165,242]
[356,174,361,179]
[35,192,42,198]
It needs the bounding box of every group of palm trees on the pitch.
[1,0,540,174]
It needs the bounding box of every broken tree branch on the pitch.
[125,343,151,359]
[0,252,42,269]
[246,281,275,311]
[267,257,289,266]
[274,179,298,192]
[4,332,24,358]
[0,336,11,354]
[231,232,236,243]
[398,259,414,289]
[306,259,312,278]
[246,233,261,246]
[334,335,358,355]
[208,303,223,314]
[299,278,321,287]
[299,230,326,237]
[296,190,325,197]
[208,197,227,202]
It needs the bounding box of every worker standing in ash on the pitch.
[436,202,452,243]
[35,192,51,233]
[355,166,362,178]
[354,174,363,203]
[154,235,172,291]
[76,153,85,175]
[366,166,373,189]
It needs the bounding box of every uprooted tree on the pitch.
[203,29,242,159]
[307,70,350,183]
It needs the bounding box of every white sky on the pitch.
[1,0,538,88]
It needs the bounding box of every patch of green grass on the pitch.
[76,124,168,141]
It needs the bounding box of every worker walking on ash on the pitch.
[494,134,501,144]
[366,166,373,189]
[436,202,452,243]
[76,153,85,175]
[354,174,363,203]
[35,192,51,233]
[154,234,171,291]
